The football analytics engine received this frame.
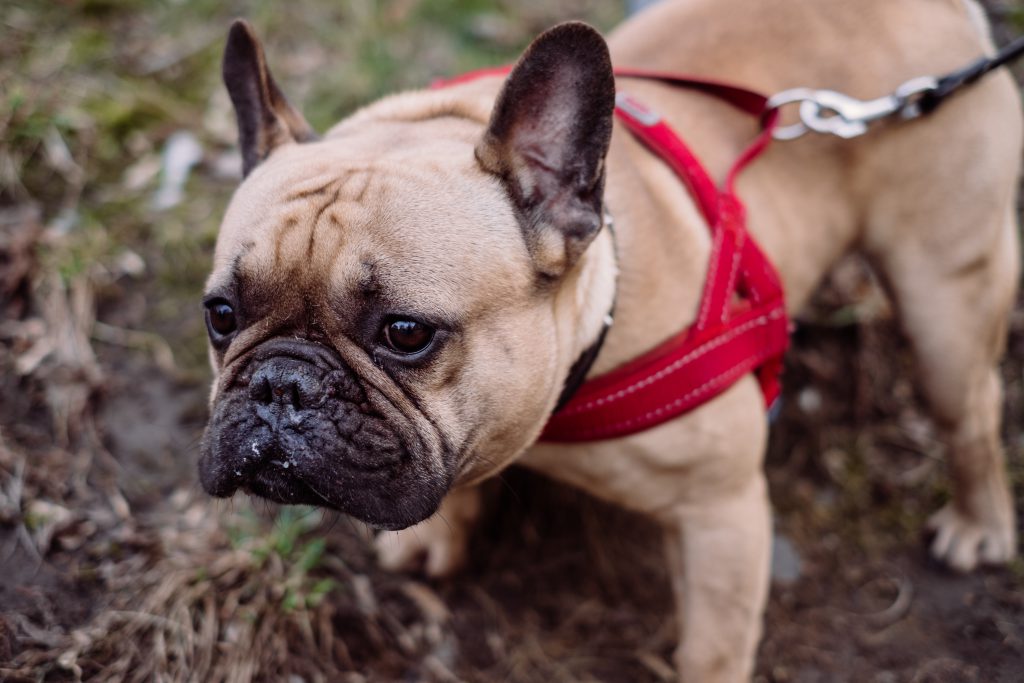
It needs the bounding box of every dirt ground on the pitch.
[2,1,1024,681]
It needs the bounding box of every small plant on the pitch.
[228,504,337,612]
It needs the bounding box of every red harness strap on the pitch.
[433,68,790,442]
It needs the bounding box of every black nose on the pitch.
[248,358,324,410]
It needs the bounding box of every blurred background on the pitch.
[1,1,1023,681]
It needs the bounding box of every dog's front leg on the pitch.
[663,473,771,683]
[523,378,771,681]
[374,485,482,577]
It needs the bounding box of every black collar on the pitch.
[552,210,617,414]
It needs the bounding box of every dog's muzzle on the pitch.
[198,338,447,529]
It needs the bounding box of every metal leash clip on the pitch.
[766,75,939,140]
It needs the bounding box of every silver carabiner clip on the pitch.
[766,75,939,141]
[766,88,899,140]
[765,87,817,140]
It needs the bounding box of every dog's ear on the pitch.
[476,22,615,278]
[222,20,317,177]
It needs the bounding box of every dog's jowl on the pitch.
[198,1,1021,680]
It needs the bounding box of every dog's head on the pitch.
[198,20,616,529]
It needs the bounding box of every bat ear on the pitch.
[222,20,317,177]
[475,22,616,278]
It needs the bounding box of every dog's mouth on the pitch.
[198,338,451,530]
[241,456,366,514]
[245,461,327,506]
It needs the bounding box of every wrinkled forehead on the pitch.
[208,126,532,318]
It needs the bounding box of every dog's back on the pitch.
[610,0,999,91]
[606,0,1021,308]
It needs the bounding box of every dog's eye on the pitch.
[205,300,238,339]
[382,318,434,354]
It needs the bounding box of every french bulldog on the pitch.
[198,0,1021,679]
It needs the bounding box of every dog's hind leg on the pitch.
[853,46,1023,573]
[866,198,1019,571]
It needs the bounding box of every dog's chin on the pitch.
[244,466,326,507]
[198,416,451,531]
[240,464,446,531]
[199,432,450,530]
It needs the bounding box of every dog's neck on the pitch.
[551,210,617,411]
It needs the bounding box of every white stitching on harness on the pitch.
[695,226,724,330]
[559,306,785,417]
[573,344,778,439]
[721,230,746,323]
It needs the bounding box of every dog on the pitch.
[197,0,1021,679]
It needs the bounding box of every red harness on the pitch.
[435,68,790,442]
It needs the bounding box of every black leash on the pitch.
[920,33,1024,114]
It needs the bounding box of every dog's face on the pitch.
[197,21,615,528]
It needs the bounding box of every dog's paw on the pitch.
[927,504,1016,572]
[374,517,469,578]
